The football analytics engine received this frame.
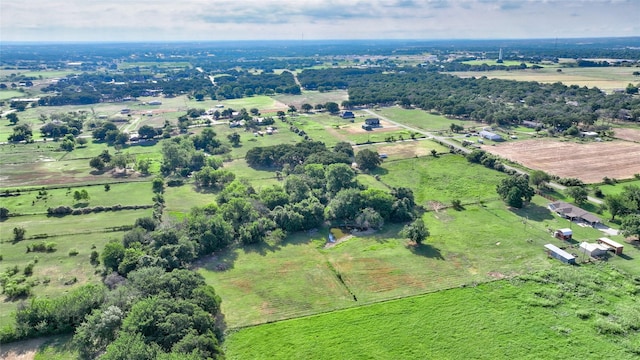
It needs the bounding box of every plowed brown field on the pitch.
[484,139,640,183]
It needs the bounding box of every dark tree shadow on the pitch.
[407,243,444,260]
[196,248,239,272]
[510,203,555,222]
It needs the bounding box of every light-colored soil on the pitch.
[0,337,47,360]
[612,127,640,143]
[374,142,432,158]
[343,120,401,134]
[484,139,640,183]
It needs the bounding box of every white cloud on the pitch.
[0,0,637,42]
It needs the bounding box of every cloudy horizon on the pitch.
[1,0,638,43]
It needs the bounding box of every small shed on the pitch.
[554,228,573,241]
[579,242,609,258]
[544,244,576,264]
[597,237,623,255]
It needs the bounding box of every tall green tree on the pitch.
[565,186,588,205]
[355,149,382,172]
[529,170,550,189]
[400,218,429,245]
[621,214,640,241]
[496,175,534,208]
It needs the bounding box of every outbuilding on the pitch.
[341,111,355,119]
[579,242,609,258]
[479,130,503,141]
[597,237,624,255]
[554,228,573,241]
[544,244,576,264]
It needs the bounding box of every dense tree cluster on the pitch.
[214,70,300,99]
[245,141,351,169]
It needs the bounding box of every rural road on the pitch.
[362,108,604,205]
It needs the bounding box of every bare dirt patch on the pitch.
[612,127,640,143]
[0,337,48,360]
[343,120,401,134]
[485,139,640,183]
[373,142,431,158]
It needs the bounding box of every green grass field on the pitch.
[199,193,626,329]
[0,230,128,328]
[0,90,26,100]
[224,264,640,360]
[2,181,153,215]
[376,154,507,204]
[373,106,484,132]
[597,179,640,197]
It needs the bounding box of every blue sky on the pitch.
[1,0,638,42]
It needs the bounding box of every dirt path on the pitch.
[0,337,49,360]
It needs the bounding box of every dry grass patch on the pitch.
[613,127,640,143]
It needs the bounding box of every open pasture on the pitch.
[462,59,555,67]
[374,106,484,132]
[485,139,640,183]
[200,196,624,330]
[356,139,450,160]
[1,181,153,215]
[224,265,639,360]
[451,66,639,93]
[273,90,349,110]
[0,228,128,330]
[376,154,507,204]
[0,90,26,100]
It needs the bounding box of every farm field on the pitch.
[484,139,640,183]
[357,139,450,160]
[613,126,640,142]
[224,264,640,360]
[450,66,639,93]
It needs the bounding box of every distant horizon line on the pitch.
[2,36,639,46]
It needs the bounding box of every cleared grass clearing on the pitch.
[0,90,26,100]
[224,265,638,360]
[273,90,349,110]
[0,209,151,241]
[597,179,640,197]
[164,183,218,216]
[376,154,507,204]
[0,231,127,328]
[2,181,153,215]
[198,233,355,328]
[357,139,450,160]
[373,106,484,132]
[198,195,621,330]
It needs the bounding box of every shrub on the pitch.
[69,248,79,256]
[23,262,35,276]
[575,309,592,320]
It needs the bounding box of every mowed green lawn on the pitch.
[224,264,639,360]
